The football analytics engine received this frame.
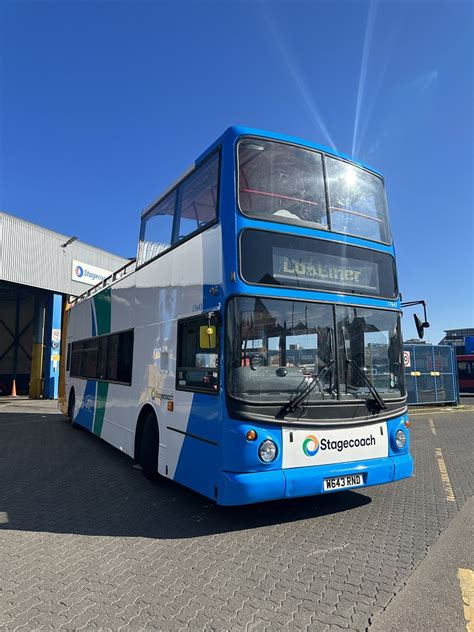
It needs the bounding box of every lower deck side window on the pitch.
[69,329,134,385]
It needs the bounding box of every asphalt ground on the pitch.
[0,399,472,631]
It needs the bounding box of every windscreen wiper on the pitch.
[347,359,387,411]
[276,360,335,419]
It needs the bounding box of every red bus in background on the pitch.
[457,355,474,393]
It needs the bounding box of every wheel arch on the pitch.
[67,386,76,417]
[134,403,159,462]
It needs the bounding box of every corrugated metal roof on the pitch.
[0,211,130,297]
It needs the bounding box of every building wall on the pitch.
[0,211,132,397]
[0,212,129,297]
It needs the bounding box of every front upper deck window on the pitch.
[238,138,392,245]
[238,139,328,230]
[326,157,391,244]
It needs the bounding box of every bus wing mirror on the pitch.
[414,314,430,339]
[200,325,217,349]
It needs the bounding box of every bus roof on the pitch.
[141,125,384,218]
[196,125,383,177]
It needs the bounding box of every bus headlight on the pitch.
[258,439,277,463]
[395,429,406,449]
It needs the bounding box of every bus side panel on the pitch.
[164,226,223,495]
[172,392,221,500]
[98,382,136,455]
[97,270,144,456]
[65,225,224,497]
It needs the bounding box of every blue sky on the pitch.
[1,0,472,343]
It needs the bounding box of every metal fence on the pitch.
[404,344,459,405]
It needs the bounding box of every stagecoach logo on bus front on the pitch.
[302,435,320,457]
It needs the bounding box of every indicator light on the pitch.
[246,429,257,441]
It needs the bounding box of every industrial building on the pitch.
[0,212,129,398]
[439,328,474,355]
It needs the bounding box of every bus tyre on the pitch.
[68,390,79,429]
[140,412,160,481]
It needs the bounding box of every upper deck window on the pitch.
[326,157,390,244]
[238,139,328,230]
[237,138,392,245]
[176,152,219,241]
[139,191,176,265]
[137,150,220,267]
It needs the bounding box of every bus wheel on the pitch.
[139,411,160,481]
[68,390,79,429]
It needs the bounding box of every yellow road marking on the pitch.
[435,447,456,501]
[429,418,437,435]
[458,568,474,632]
[410,410,469,416]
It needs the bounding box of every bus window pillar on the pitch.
[43,294,63,400]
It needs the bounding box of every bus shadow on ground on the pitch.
[0,411,371,539]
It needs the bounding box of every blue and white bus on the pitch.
[61,126,412,505]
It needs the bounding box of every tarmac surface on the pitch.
[0,397,472,631]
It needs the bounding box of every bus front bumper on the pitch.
[218,453,413,506]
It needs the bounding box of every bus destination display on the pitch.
[272,248,379,292]
[240,229,398,299]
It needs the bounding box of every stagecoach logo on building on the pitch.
[72,260,112,286]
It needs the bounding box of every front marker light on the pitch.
[395,429,407,449]
[258,439,277,463]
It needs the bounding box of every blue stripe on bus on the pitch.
[73,379,97,431]
[235,217,395,254]
[173,393,220,499]
[225,284,401,310]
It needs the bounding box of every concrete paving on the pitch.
[0,400,472,631]
[370,496,473,631]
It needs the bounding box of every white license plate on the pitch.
[323,474,363,491]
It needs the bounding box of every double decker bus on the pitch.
[61,126,412,505]
[457,355,474,392]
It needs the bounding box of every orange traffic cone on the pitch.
[11,379,17,397]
